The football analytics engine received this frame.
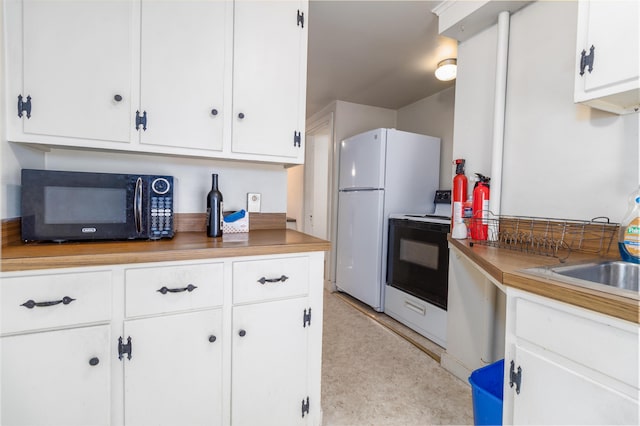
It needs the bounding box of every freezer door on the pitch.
[335,190,385,310]
[338,128,386,190]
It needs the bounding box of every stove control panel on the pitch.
[434,190,452,204]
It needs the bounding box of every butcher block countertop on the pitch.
[1,229,331,273]
[448,238,639,324]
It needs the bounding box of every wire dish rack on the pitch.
[467,213,619,261]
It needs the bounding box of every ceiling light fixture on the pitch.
[435,58,457,81]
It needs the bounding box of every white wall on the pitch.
[453,24,498,190]
[454,1,638,223]
[286,164,304,230]
[396,86,456,190]
[44,149,287,214]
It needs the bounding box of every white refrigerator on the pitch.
[335,128,440,312]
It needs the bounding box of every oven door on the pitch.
[387,218,449,310]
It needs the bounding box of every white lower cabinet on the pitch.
[0,269,113,426]
[1,325,112,426]
[0,251,324,426]
[124,309,224,426]
[230,254,316,425]
[232,298,309,425]
[503,288,639,425]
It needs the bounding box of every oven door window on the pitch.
[399,239,439,270]
[387,219,449,310]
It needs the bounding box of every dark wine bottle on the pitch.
[206,174,223,237]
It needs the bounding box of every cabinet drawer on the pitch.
[125,263,224,317]
[233,256,309,304]
[515,297,639,388]
[1,271,112,335]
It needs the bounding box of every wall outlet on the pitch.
[247,193,261,212]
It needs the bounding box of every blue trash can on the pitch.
[468,359,504,426]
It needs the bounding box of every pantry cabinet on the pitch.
[0,251,324,426]
[574,0,640,114]
[503,288,639,425]
[4,0,307,164]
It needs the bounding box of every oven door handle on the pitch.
[134,177,143,234]
[404,300,426,316]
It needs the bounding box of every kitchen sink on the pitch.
[550,261,639,291]
[524,260,639,297]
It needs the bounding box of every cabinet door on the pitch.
[574,0,640,113]
[232,297,310,425]
[18,0,134,142]
[123,309,223,426]
[1,325,111,426]
[232,0,307,161]
[139,0,230,151]
[507,344,639,425]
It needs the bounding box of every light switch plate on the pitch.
[247,193,261,212]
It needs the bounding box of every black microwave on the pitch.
[21,169,174,242]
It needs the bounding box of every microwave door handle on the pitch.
[134,177,143,234]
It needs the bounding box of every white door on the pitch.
[509,344,639,425]
[124,309,223,426]
[303,119,331,239]
[231,0,307,160]
[338,128,386,190]
[232,298,309,425]
[21,0,133,143]
[335,190,384,309]
[578,1,639,97]
[139,0,229,151]
[1,325,111,426]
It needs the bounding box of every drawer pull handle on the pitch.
[208,335,217,343]
[404,300,426,316]
[257,275,289,285]
[89,357,100,366]
[157,284,198,294]
[238,329,246,337]
[20,296,75,309]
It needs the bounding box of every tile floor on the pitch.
[321,290,474,425]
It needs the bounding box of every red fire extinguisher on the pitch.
[452,159,468,227]
[471,173,490,240]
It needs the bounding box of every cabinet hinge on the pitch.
[579,45,595,76]
[118,336,132,360]
[135,110,147,131]
[301,396,310,418]
[294,131,301,147]
[509,360,522,394]
[303,308,312,328]
[297,10,304,28]
[17,95,32,118]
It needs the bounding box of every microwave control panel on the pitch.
[149,177,173,239]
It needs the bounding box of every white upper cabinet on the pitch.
[231,0,308,162]
[4,0,308,164]
[7,0,134,144]
[574,0,640,114]
[138,0,230,152]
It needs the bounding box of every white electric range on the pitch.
[385,190,452,347]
